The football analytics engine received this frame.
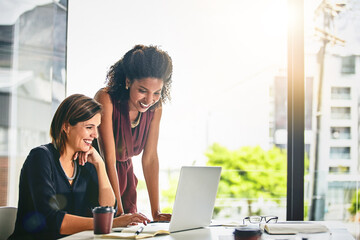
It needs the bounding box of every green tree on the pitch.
[206,143,288,215]
[161,143,309,216]
[348,190,360,218]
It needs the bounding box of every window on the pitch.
[330,147,351,160]
[331,87,351,100]
[331,127,351,139]
[341,56,356,74]
[331,107,351,119]
[329,166,350,174]
[0,26,13,68]
[0,1,67,206]
[68,0,289,220]
[306,0,360,234]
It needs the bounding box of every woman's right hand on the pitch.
[116,206,124,217]
[113,213,150,227]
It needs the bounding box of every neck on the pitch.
[129,109,140,122]
[61,144,76,163]
[127,99,137,112]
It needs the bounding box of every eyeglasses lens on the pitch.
[249,216,262,223]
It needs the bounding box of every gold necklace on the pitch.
[131,112,142,128]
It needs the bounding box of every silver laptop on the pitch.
[149,166,222,233]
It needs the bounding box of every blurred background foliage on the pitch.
[159,143,311,216]
[206,144,288,215]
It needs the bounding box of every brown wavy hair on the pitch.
[50,94,102,154]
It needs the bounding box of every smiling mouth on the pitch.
[84,140,92,145]
[140,102,151,108]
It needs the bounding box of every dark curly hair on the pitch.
[106,44,173,109]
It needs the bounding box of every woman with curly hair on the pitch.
[94,44,173,222]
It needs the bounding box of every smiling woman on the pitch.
[65,116,101,152]
[94,45,173,222]
[126,78,164,114]
[8,94,149,240]
[50,94,102,155]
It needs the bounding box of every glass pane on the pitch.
[0,0,67,206]
[341,56,356,74]
[331,87,351,100]
[330,147,351,159]
[331,107,351,119]
[304,0,359,238]
[68,0,288,221]
[331,126,351,139]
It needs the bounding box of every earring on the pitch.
[125,85,129,90]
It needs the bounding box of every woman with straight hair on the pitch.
[9,94,149,240]
[95,44,173,221]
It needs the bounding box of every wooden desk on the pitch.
[61,222,355,240]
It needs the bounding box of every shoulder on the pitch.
[95,88,113,105]
[151,106,162,120]
[95,88,114,119]
[23,143,56,170]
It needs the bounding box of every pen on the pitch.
[135,226,144,235]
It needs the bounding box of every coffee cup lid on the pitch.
[92,206,115,213]
[234,227,262,237]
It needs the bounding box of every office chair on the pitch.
[0,206,17,240]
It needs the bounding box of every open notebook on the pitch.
[105,166,222,238]
[102,225,170,239]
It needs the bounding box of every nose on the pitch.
[145,93,159,104]
[144,94,153,105]
[91,128,99,139]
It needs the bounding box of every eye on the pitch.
[139,89,146,93]
[86,126,92,130]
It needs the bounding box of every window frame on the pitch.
[287,0,305,220]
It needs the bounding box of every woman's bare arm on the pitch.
[142,107,171,221]
[95,89,124,215]
[77,147,115,206]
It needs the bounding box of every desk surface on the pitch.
[62,222,355,240]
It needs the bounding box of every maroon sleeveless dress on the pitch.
[112,99,154,213]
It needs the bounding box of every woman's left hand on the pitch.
[74,146,102,166]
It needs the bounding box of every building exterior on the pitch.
[271,54,360,221]
[321,53,360,221]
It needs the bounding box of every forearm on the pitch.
[94,161,115,206]
[60,214,93,235]
[142,158,160,217]
[106,161,124,214]
[95,90,123,212]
